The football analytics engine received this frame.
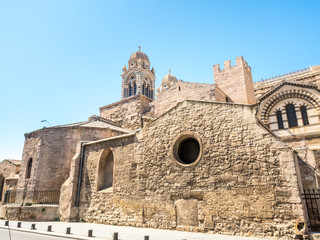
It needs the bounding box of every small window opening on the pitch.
[178,86,181,91]
[286,104,298,128]
[276,110,284,129]
[300,106,309,125]
[26,158,32,179]
[226,97,229,102]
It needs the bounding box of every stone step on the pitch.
[310,232,320,240]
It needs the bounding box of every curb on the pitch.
[0,225,100,240]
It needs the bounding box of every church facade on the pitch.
[1,49,320,239]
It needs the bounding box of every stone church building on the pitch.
[1,49,320,239]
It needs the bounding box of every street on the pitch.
[0,228,72,240]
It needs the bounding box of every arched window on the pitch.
[142,83,145,95]
[300,106,309,125]
[145,85,149,98]
[133,82,137,95]
[129,84,132,96]
[97,149,114,191]
[286,104,298,128]
[276,110,284,129]
[26,158,32,179]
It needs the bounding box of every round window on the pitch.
[178,138,200,164]
[172,133,202,166]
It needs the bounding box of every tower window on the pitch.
[276,110,284,129]
[142,83,145,95]
[286,104,298,128]
[26,158,33,179]
[300,106,309,125]
[134,82,137,95]
[129,84,132,96]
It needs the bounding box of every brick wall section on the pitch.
[100,94,152,130]
[75,101,306,239]
[18,126,124,192]
[152,81,215,118]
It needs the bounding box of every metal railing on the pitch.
[3,189,60,205]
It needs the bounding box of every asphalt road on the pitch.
[0,228,72,240]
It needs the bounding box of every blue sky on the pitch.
[0,0,319,160]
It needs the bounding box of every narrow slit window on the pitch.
[276,110,284,129]
[26,158,32,179]
[300,106,309,125]
[286,104,298,128]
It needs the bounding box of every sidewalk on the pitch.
[0,220,267,240]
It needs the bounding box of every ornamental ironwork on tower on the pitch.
[121,46,156,99]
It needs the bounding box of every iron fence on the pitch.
[3,189,60,205]
[302,189,320,231]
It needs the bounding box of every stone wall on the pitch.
[0,160,20,203]
[74,100,306,239]
[100,94,152,130]
[18,125,123,193]
[152,81,215,118]
[0,205,59,221]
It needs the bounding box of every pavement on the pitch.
[0,220,267,240]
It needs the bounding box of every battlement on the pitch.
[213,56,256,104]
[213,56,251,74]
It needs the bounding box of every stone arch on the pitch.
[96,148,114,191]
[260,89,320,124]
[123,72,137,83]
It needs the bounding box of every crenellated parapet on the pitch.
[213,56,256,104]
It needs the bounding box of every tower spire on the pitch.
[138,45,141,52]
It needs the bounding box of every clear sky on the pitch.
[0,0,319,161]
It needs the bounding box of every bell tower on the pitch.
[121,46,156,99]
